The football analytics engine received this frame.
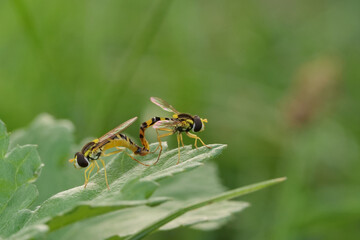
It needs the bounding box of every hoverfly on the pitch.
[69,117,149,189]
[139,97,210,164]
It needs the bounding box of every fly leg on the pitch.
[186,132,211,149]
[124,152,150,166]
[151,128,173,153]
[176,133,181,164]
[104,148,150,166]
[179,133,185,148]
[99,158,110,190]
[154,129,174,165]
[102,148,125,157]
[95,161,100,173]
[98,148,149,190]
[84,161,95,188]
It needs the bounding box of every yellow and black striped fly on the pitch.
[139,97,211,164]
[69,117,149,189]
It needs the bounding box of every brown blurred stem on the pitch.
[270,57,342,240]
[283,57,342,129]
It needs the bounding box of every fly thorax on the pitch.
[89,149,101,160]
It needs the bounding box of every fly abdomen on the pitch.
[139,116,169,151]
[104,133,142,154]
[134,146,150,156]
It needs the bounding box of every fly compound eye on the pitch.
[75,152,89,168]
[192,115,203,132]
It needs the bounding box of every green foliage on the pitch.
[0,115,284,239]
[0,0,359,239]
[123,177,285,240]
[10,113,78,206]
[0,120,43,238]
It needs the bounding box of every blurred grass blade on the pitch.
[114,0,173,84]
[11,0,41,48]
[95,0,173,127]
[125,177,287,240]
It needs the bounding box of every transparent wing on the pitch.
[98,116,138,142]
[152,119,181,129]
[150,97,180,114]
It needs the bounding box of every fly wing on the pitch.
[152,119,181,129]
[150,97,180,114]
[98,116,138,142]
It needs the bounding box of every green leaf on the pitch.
[0,120,9,159]
[7,224,48,240]
[10,113,80,205]
[25,143,226,230]
[154,163,249,231]
[45,162,247,240]
[47,197,169,232]
[125,177,286,240]
[3,115,286,240]
[0,121,43,238]
[6,115,234,239]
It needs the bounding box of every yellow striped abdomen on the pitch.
[139,117,169,151]
[100,134,141,155]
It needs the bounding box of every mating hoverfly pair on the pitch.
[69,97,210,189]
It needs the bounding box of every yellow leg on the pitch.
[84,162,95,188]
[151,130,161,154]
[102,149,124,157]
[154,130,174,165]
[179,133,185,148]
[87,162,95,182]
[100,158,110,190]
[176,133,181,164]
[151,128,173,153]
[95,161,100,173]
[186,132,211,149]
[83,165,90,187]
[124,152,150,166]
[104,147,149,166]
[112,147,149,166]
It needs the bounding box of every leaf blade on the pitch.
[125,177,287,240]
[25,144,227,234]
[0,120,9,159]
[0,120,43,238]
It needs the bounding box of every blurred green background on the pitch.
[1,0,360,239]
